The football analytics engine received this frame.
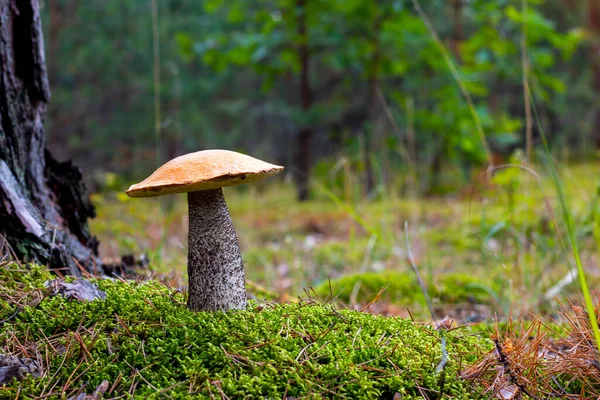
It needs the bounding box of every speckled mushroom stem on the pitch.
[186,188,247,311]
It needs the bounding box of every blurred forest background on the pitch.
[42,0,596,201]
[30,0,600,319]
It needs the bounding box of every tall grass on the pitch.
[409,0,492,164]
[412,0,600,354]
[529,85,600,355]
[522,0,600,355]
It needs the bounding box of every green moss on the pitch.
[435,273,498,304]
[0,264,491,399]
[0,263,52,290]
[314,271,423,305]
[313,241,353,273]
[313,271,496,307]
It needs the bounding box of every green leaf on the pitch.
[204,0,224,13]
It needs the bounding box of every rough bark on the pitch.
[0,0,99,274]
[186,189,247,311]
[293,0,313,202]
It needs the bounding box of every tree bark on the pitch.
[293,0,313,202]
[0,0,99,274]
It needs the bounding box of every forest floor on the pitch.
[92,161,600,323]
[3,162,600,398]
[0,263,492,398]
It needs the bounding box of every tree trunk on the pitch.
[451,0,463,62]
[362,2,384,198]
[293,0,313,202]
[0,0,99,275]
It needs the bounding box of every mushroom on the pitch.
[126,149,283,311]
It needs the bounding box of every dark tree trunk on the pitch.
[362,2,384,198]
[429,140,446,192]
[0,0,99,275]
[293,0,313,202]
[427,0,464,191]
[451,0,463,62]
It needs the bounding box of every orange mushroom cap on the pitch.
[126,149,284,198]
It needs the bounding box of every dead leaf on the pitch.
[497,384,519,399]
[0,354,39,386]
[46,279,107,302]
[67,380,110,400]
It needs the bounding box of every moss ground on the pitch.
[313,271,497,307]
[3,163,600,398]
[0,263,491,399]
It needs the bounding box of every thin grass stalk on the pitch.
[527,83,600,356]
[150,0,168,246]
[313,178,380,239]
[403,222,448,377]
[405,96,418,195]
[521,0,533,163]
[410,0,492,164]
[151,0,161,165]
[376,88,419,196]
[376,88,414,173]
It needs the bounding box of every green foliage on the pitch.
[0,264,490,398]
[313,271,496,307]
[43,0,587,195]
[584,180,600,251]
[193,0,581,193]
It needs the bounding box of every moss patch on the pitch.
[0,263,491,398]
[313,271,496,308]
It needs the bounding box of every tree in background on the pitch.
[42,0,587,199]
[196,0,341,200]
[181,0,584,197]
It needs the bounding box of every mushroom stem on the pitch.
[186,188,247,311]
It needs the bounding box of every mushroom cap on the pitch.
[126,149,284,198]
